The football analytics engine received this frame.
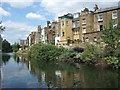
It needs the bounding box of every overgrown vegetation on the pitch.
[80,43,104,64]
[30,44,75,63]
[80,20,120,68]
[101,20,120,68]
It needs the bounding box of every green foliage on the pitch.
[2,39,13,53]
[49,40,55,45]
[30,44,66,62]
[101,20,120,68]
[62,49,76,58]
[12,42,20,52]
[30,44,77,64]
[114,47,120,60]
[104,56,119,68]
[101,20,120,56]
[80,43,103,64]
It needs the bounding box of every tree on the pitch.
[101,20,120,68]
[2,39,13,53]
[101,20,120,56]
[0,21,5,52]
[0,21,5,32]
[12,42,20,52]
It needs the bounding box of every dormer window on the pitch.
[73,13,79,18]
[112,11,117,19]
[98,14,103,21]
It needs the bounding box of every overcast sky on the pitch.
[0,0,119,44]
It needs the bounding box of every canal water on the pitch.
[1,53,119,88]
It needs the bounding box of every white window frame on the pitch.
[76,31,79,34]
[98,14,103,21]
[73,21,80,28]
[97,25,100,31]
[112,11,117,19]
[113,24,117,28]
[73,22,76,28]
[73,13,79,18]
[82,28,86,33]
[82,18,86,24]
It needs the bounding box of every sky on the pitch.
[0,0,119,44]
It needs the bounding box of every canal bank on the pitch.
[28,43,120,69]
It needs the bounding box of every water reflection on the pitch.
[2,54,119,88]
[2,54,10,65]
[30,58,119,88]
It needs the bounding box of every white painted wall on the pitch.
[55,36,60,46]
[41,28,45,43]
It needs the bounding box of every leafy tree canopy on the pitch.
[2,39,13,53]
[101,20,120,56]
[12,42,20,52]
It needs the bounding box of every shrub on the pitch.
[104,56,119,68]
[101,20,120,68]
[114,47,120,60]
[62,49,76,58]
[30,44,72,62]
[80,43,103,64]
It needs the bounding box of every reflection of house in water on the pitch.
[29,64,85,88]
[0,67,2,89]
[40,72,48,88]
[55,71,62,78]
[55,71,85,88]
[55,71,62,88]
[55,71,82,88]
[28,61,31,71]
[0,35,2,89]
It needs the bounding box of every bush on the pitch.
[62,49,76,58]
[104,56,119,68]
[80,43,103,64]
[101,20,120,68]
[114,47,120,60]
[30,44,71,62]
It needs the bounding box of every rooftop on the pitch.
[94,6,120,13]
[58,13,73,19]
